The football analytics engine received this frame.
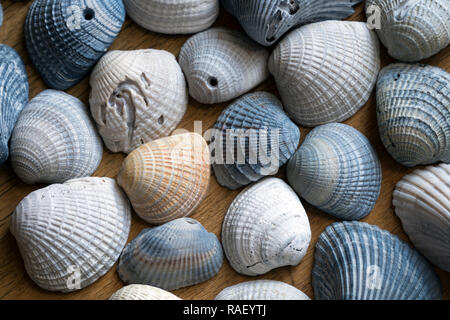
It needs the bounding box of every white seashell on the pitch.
[89,49,188,154]
[109,284,181,300]
[222,177,311,276]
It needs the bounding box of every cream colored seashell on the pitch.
[269,21,380,127]
[10,177,131,292]
[222,177,311,276]
[109,284,181,300]
[89,49,188,153]
[117,133,210,225]
[124,0,219,34]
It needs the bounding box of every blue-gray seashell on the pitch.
[0,1,3,27]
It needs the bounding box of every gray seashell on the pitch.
[11,90,103,184]
[124,0,219,34]
[365,0,450,62]
[222,178,311,276]
[269,21,380,127]
[178,28,269,104]
[376,63,450,167]
[211,92,300,190]
[221,0,363,46]
[287,123,382,220]
[109,284,181,300]
[312,221,442,300]
[0,44,29,166]
[215,280,310,300]
[117,218,223,291]
[10,177,132,292]
[393,163,450,272]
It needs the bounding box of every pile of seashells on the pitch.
[0,0,448,300]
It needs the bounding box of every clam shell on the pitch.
[215,280,310,300]
[287,123,382,220]
[90,49,188,154]
[117,133,210,225]
[0,44,29,166]
[211,92,300,190]
[312,221,442,300]
[10,90,103,184]
[10,177,132,292]
[222,177,311,276]
[109,284,181,300]
[117,218,223,291]
[124,0,219,34]
[366,0,450,62]
[178,28,269,104]
[25,0,125,90]
[221,0,363,46]
[393,164,450,272]
[376,63,450,167]
[269,21,380,127]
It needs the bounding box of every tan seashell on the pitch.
[109,284,181,300]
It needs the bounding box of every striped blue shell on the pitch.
[211,92,300,190]
[0,44,29,166]
[287,123,382,220]
[117,218,223,291]
[25,0,125,90]
[312,221,442,300]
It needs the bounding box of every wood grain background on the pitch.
[0,1,448,300]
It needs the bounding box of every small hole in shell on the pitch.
[208,77,218,87]
[186,220,197,225]
[84,8,95,20]
[158,115,164,125]
[140,138,145,145]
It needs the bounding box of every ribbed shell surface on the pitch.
[269,21,380,127]
[287,123,382,220]
[25,0,125,90]
[10,90,103,184]
[117,218,223,291]
[109,284,181,300]
[312,221,442,300]
[90,49,188,153]
[10,177,132,292]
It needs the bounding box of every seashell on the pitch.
[269,21,380,127]
[221,0,363,46]
[0,44,29,166]
[25,0,126,90]
[312,221,442,300]
[365,0,450,62]
[10,177,131,292]
[117,218,223,291]
[109,284,181,300]
[10,90,103,184]
[0,2,3,27]
[124,0,219,34]
[117,133,210,225]
[393,164,450,272]
[287,123,382,220]
[178,28,269,105]
[211,92,300,190]
[90,49,188,154]
[376,63,450,167]
[222,177,311,276]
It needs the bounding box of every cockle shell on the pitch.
[222,178,311,276]
[0,44,29,166]
[312,221,442,300]
[117,218,223,291]
[269,21,380,127]
[109,284,181,300]
[393,164,450,272]
[90,49,188,154]
[25,0,125,90]
[10,177,131,292]
[178,28,269,104]
[221,0,363,46]
[211,92,300,190]
[117,133,210,225]
[376,63,450,167]
[10,90,103,184]
[124,0,219,34]
[287,123,382,220]
[365,0,450,62]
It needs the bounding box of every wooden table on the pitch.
[0,1,448,300]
